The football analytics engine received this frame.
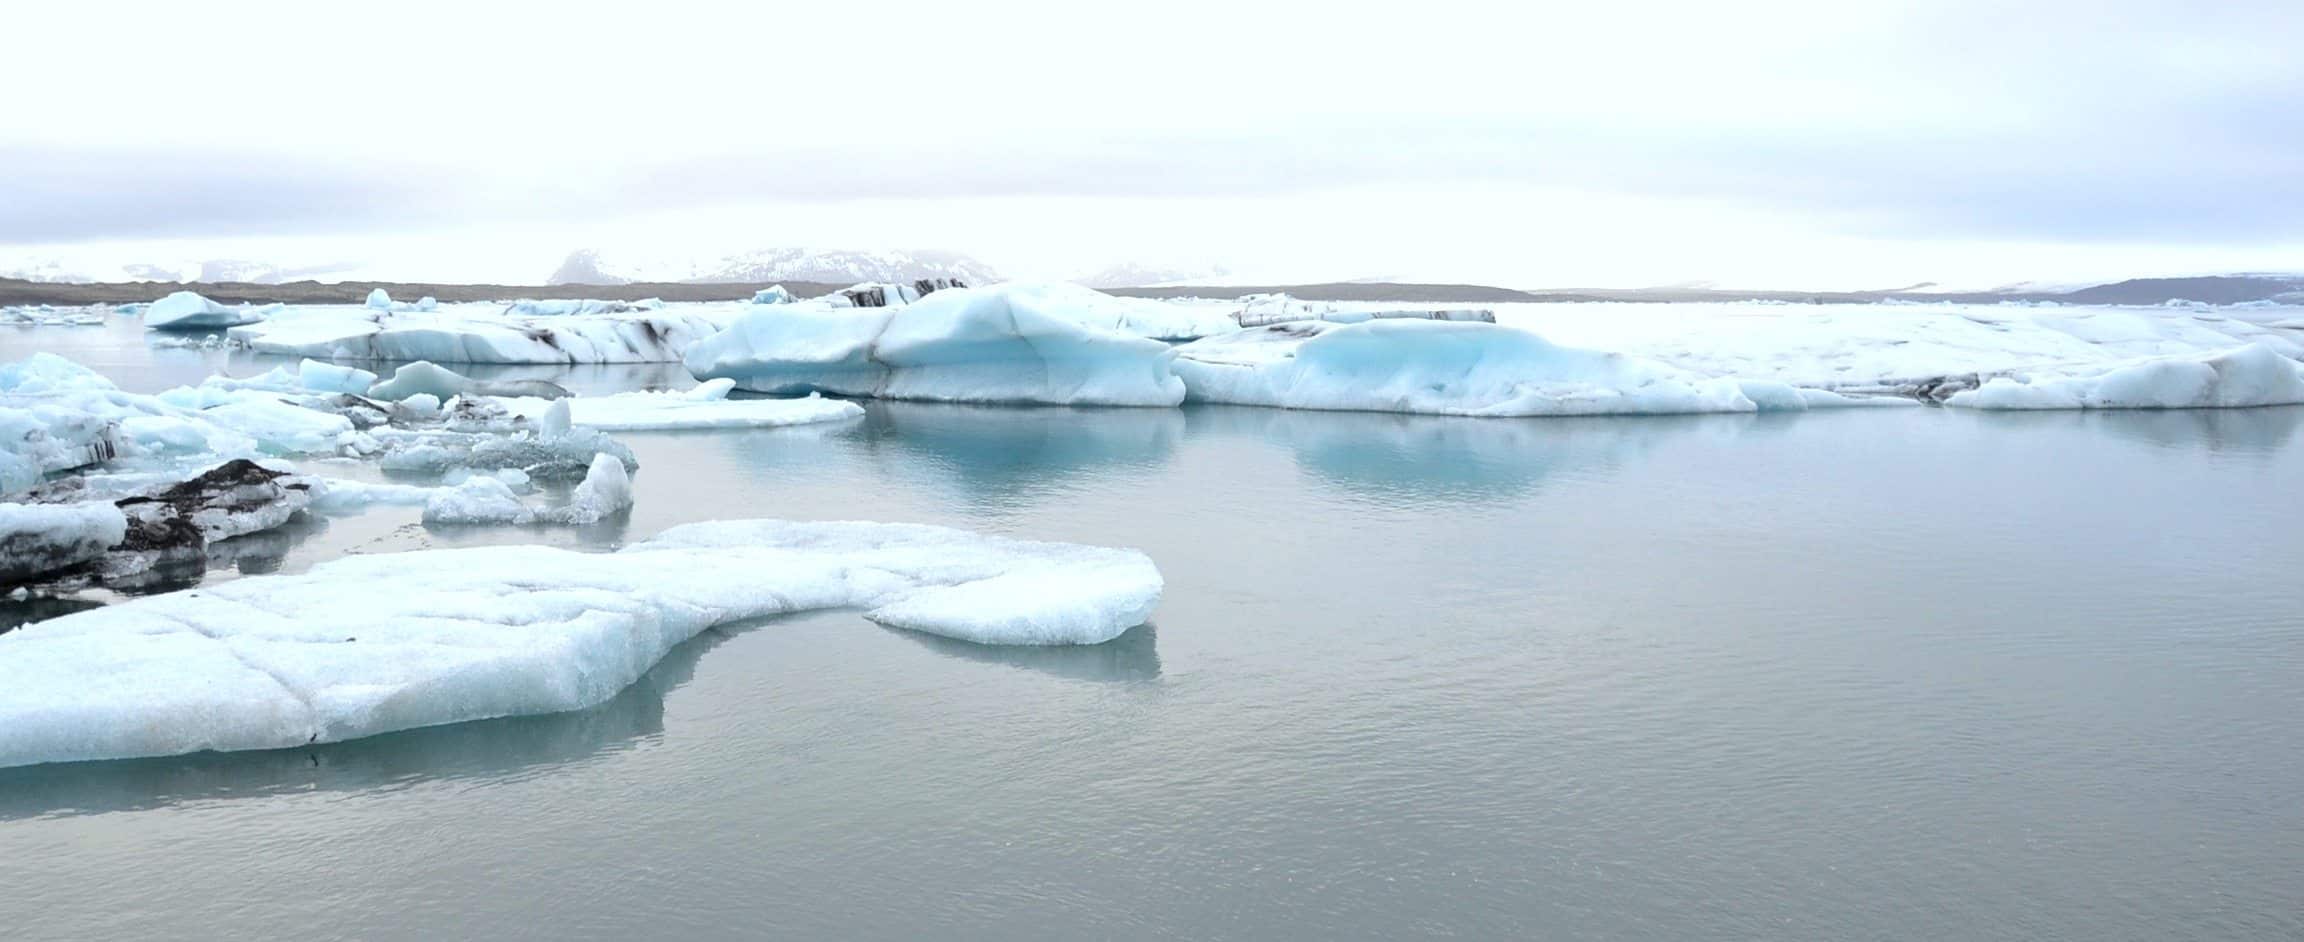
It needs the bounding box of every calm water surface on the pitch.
[1,322,2301,939]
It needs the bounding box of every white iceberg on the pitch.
[1173,320,1904,416]
[144,291,264,330]
[0,519,1162,768]
[1944,343,2304,410]
[685,283,1188,406]
[365,288,394,310]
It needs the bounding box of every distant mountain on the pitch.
[548,248,1002,287]
[1073,261,1233,289]
[0,257,355,285]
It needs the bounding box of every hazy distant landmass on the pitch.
[546,248,1002,287]
[3,273,2298,308]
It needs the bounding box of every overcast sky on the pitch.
[4,0,2299,287]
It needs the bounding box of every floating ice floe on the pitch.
[144,291,266,330]
[751,285,796,304]
[0,518,1162,768]
[1943,343,2304,410]
[494,380,864,431]
[686,282,1188,406]
[1172,320,1907,416]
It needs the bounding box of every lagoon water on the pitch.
[2,322,2302,939]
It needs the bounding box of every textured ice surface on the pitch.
[0,519,1161,767]
[1174,320,1905,416]
[1944,343,2304,409]
[686,283,1188,406]
[145,291,263,330]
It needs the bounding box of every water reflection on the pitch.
[1981,403,2304,453]
[0,620,733,821]
[856,401,1183,511]
[1183,405,1746,503]
[887,622,1162,683]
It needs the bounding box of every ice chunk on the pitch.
[365,288,392,310]
[752,285,796,304]
[367,361,470,401]
[0,519,1160,766]
[0,503,128,583]
[420,453,628,526]
[307,478,437,512]
[498,387,864,431]
[297,359,378,395]
[539,398,572,438]
[557,452,632,523]
[1173,320,1852,416]
[115,458,314,547]
[420,475,531,525]
[1944,343,2304,410]
[375,425,635,479]
[400,393,442,417]
[686,283,1187,406]
[193,397,360,454]
[145,291,263,330]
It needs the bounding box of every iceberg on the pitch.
[365,288,393,310]
[751,285,796,304]
[1172,320,1904,417]
[0,519,1161,768]
[686,283,1188,406]
[144,291,263,330]
[1944,344,2304,410]
[230,303,742,364]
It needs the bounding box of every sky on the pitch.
[3,0,2299,289]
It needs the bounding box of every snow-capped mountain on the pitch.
[1072,261,1234,289]
[0,257,356,285]
[548,248,1002,286]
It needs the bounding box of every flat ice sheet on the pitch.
[0,519,1162,768]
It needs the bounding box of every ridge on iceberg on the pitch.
[1173,320,1905,417]
[0,519,1162,768]
[1944,343,2304,410]
[686,282,1188,406]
